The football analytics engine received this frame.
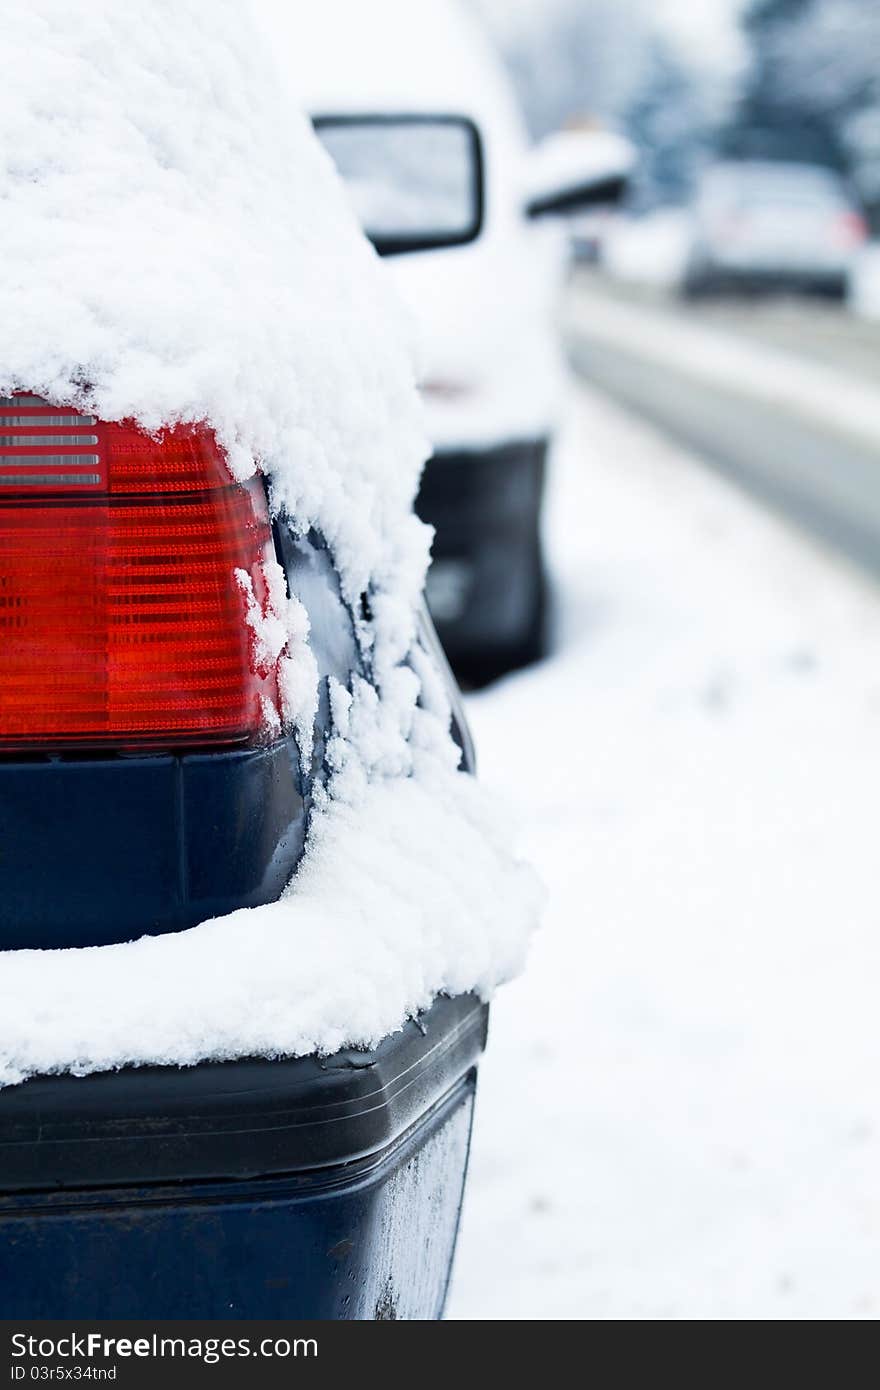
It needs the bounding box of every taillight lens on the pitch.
[831,210,868,248]
[0,394,281,751]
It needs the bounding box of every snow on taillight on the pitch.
[0,393,282,750]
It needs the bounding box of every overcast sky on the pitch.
[473,0,747,75]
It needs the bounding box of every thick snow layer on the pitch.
[0,765,538,1089]
[0,0,539,1084]
[449,385,880,1320]
[0,0,429,622]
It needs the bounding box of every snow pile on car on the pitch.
[0,0,540,1087]
[0,0,426,625]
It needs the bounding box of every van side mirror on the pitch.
[523,129,635,220]
[313,113,484,256]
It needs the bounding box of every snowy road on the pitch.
[448,383,880,1320]
[564,275,880,579]
[576,270,880,385]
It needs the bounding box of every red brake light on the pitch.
[0,394,282,751]
[832,210,868,248]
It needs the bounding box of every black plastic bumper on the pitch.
[0,994,489,1320]
[0,994,488,1191]
[0,740,305,951]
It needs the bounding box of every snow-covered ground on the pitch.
[566,283,880,449]
[449,381,880,1320]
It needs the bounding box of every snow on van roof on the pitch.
[264,0,523,134]
[0,0,539,1086]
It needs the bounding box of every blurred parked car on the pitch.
[683,160,867,300]
[296,0,631,683]
[571,206,619,263]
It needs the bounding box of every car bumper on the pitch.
[699,245,851,286]
[0,740,306,950]
[0,993,487,1320]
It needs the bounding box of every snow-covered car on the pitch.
[683,159,868,299]
[0,0,539,1320]
[288,0,632,682]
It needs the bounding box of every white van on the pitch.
[278,0,631,680]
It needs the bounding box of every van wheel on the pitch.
[459,549,549,688]
[507,561,549,670]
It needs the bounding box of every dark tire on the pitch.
[419,438,550,689]
[505,555,550,670]
[452,543,549,689]
[679,243,710,298]
[813,275,848,301]
[681,271,711,300]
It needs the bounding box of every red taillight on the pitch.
[0,394,282,751]
[831,210,868,248]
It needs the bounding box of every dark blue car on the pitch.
[0,396,485,1320]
